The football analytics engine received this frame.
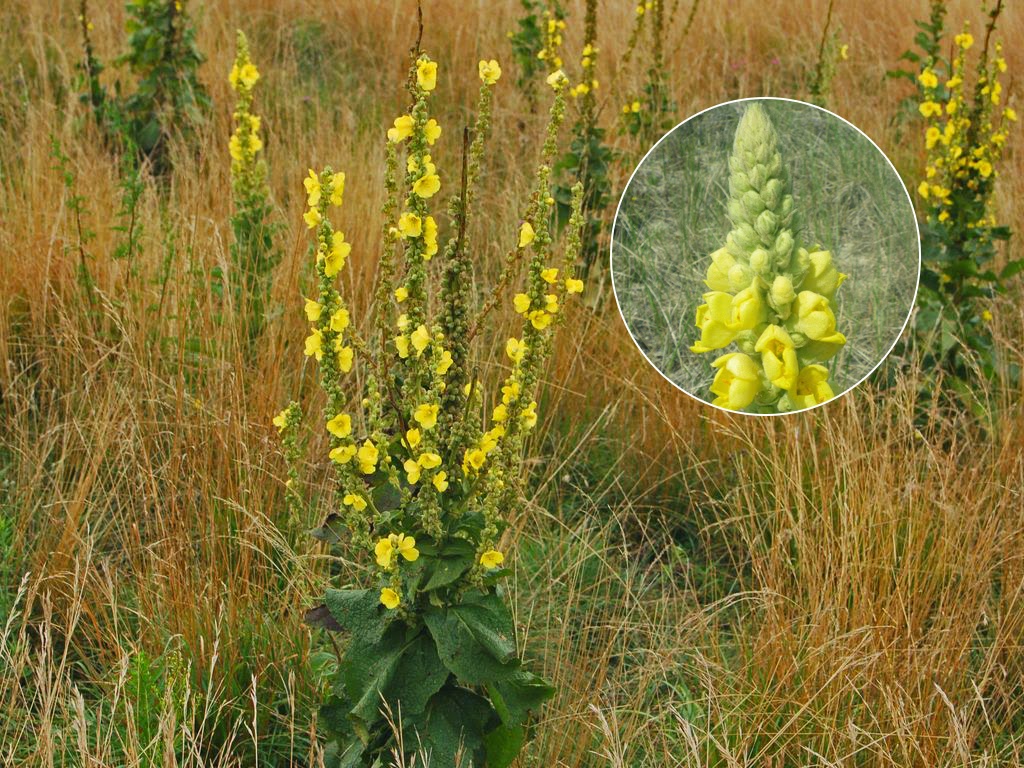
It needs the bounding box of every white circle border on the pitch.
[608,96,923,418]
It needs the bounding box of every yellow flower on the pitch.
[304,169,321,207]
[918,69,938,89]
[480,550,504,569]
[329,172,345,206]
[388,114,414,143]
[398,212,423,238]
[436,349,453,375]
[690,292,737,353]
[417,58,438,91]
[954,32,974,50]
[544,294,559,314]
[414,403,439,430]
[418,452,442,469]
[541,268,558,284]
[395,286,408,302]
[565,277,584,294]
[546,69,568,88]
[330,444,356,464]
[395,335,410,358]
[410,324,431,355]
[344,493,367,511]
[529,310,552,330]
[405,428,421,449]
[304,328,324,360]
[1005,107,1017,122]
[506,337,525,363]
[492,403,508,422]
[329,308,350,333]
[788,364,834,410]
[976,160,993,178]
[326,413,352,438]
[839,43,849,60]
[791,291,845,343]
[272,409,288,431]
[424,118,441,145]
[513,294,531,314]
[463,448,486,472]
[754,325,799,391]
[392,533,419,562]
[423,215,439,258]
[303,207,322,229]
[521,401,537,429]
[432,471,449,492]
[404,457,422,484]
[413,173,441,198]
[730,283,768,331]
[982,309,993,322]
[710,353,762,411]
[919,101,942,118]
[518,221,535,248]
[479,59,502,85]
[336,344,353,372]
[356,440,379,474]
[228,135,243,162]
[375,538,395,567]
[918,180,930,199]
[304,298,323,322]
[501,381,520,404]
[799,250,846,299]
[380,588,400,609]
[324,232,350,277]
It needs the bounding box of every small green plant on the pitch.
[507,0,565,110]
[553,0,613,278]
[889,0,1017,398]
[75,0,208,173]
[225,30,278,342]
[619,0,677,143]
[807,0,848,107]
[279,46,584,766]
[689,103,848,413]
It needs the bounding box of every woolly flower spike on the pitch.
[691,103,846,412]
[478,59,502,85]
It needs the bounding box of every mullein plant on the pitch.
[690,102,847,413]
[279,49,584,766]
[892,0,1018,391]
[226,31,277,341]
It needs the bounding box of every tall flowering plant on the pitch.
[689,102,847,413]
[893,0,1018,390]
[278,50,584,766]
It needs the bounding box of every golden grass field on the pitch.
[1,0,1023,765]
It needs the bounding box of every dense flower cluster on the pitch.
[690,103,847,413]
[916,27,1015,232]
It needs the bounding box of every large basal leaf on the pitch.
[424,591,519,685]
[405,685,496,768]
[344,624,450,732]
[324,588,389,644]
[422,540,475,591]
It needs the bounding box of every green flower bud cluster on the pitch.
[690,102,848,413]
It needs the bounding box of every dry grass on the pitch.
[2,0,1024,765]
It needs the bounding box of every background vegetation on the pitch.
[1,0,1023,766]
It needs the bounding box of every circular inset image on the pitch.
[610,97,920,415]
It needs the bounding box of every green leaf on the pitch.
[424,591,519,684]
[324,589,389,644]
[489,669,556,726]
[484,724,526,768]
[406,686,495,767]
[422,540,475,591]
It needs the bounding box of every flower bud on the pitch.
[749,248,771,276]
[728,263,754,292]
[770,275,796,309]
[755,210,778,242]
